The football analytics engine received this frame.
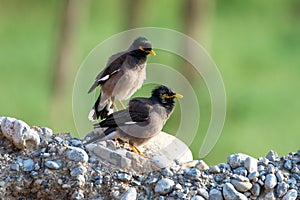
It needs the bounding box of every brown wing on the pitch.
[88,51,127,93]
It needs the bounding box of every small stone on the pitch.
[184,168,201,179]
[44,160,62,170]
[209,188,223,200]
[10,163,20,171]
[42,153,51,158]
[233,167,248,176]
[264,174,277,190]
[174,183,182,190]
[154,178,175,195]
[244,157,257,173]
[283,160,292,170]
[41,127,53,137]
[215,175,223,182]
[230,179,252,192]
[117,173,132,182]
[282,189,297,200]
[267,164,276,174]
[198,188,209,199]
[73,192,84,200]
[209,165,221,173]
[266,150,278,161]
[0,181,5,187]
[223,183,247,200]
[297,149,300,156]
[67,147,89,163]
[23,159,35,172]
[120,187,137,200]
[195,160,209,171]
[248,171,259,181]
[276,182,289,198]
[227,153,249,169]
[191,196,205,200]
[54,136,65,143]
[275,171,285,182]
[69,138,83,147]
[161,168,174,177]
[62,184,71,189]
[264,190,276,200]
[250,183,260,196]
[70,166,87,177]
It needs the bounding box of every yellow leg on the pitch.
[113,102,118,111]
[129,144,149,158]
[118,99,126,109]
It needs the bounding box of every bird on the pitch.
[84,85,183,156]
[88,37,156,121]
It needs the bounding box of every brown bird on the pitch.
[84,85,183,155]
[88,37,156,121]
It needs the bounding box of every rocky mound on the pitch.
[0,116,299,199]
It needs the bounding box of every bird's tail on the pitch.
[88,93,113,121]
[83,127,117,145]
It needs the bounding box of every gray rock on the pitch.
[248,171,259,181]
[23,159,34,172]
[222,183,247,200]
[297,149,300,156]
[41,127,53,137]
[70,166,87,177]
[117,173,132,182]
[209,189,223,200]
[184,168,201,179]
[154,178,175,195]
[198,188,209,199]
[282,189,297,200]
[244,156,257,173]
[267,164,276,174]
[161,168,173,177]
[120,187,137,200]
[230,179,252,192]
[266,150,278,161]
[67,147,89,163]
[275,171,284,182]
[73,192,84,200]
[250,183,260,196]
[45,160,62,170]
[276,182,289,198]
[209,165,221,173]
[283,160,292,170]
[196,160,209,171]
[151,155,175,169]
[227,153,249,169]
[264,190,276,200]
[233,167,248,176]
[191,196,205,200]
[10,163,20,171]
[264,174,277,190]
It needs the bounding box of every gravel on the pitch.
[0,116,299,199]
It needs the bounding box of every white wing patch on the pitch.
[98,69,120,82]
[124,121,137,125]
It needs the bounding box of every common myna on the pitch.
[88,37,156,121]
[84,85,183,155]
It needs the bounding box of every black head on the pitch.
[128,37,156,56]
[151,85,183,112]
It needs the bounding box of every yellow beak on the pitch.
[173,93,183,98]
[149,49,156,56]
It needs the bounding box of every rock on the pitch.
[227,153,249,169]
[209,188,223,200]
[23,159,34,172]
[233,167,248,176]
[10,163,20,171]
[275,171,284,182]
[264,190,276,200]
[70,166,87,177]
[117,173,132,182]
[198,188,209,199]
[120,187,137,200]
[230,179,252,192]
[264,174,277,190]
[191,196,205,200]
[244,156,257,173]
[196,160,209,171]
[276,182,289,198]
[67,147,89,163]
[266,150,278,161]
[0,117,40,149]
[45,160,62,170]
[161,168,173,177]
[250,183,261,196]
[248,171,259,181]
[209,165,221,173]
[283,160,292,170]
[154,178,175,195]
[184,168,201,179]
[282,189,297,200]
[222,183,247,200]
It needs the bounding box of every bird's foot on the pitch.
[118,99,126,109]
[129,144,150,158]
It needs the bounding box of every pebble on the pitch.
[222,183,247,200]
[184,168,201,179]
[209,189,223,200]
[250,183,260,196]
[67,147,89,163]
[191,196,205,200]
[154,178,175,195]
[276,182,289,198]
[23,159,35,172]
[233,167,248,176]
[275,170,284,182]
[161,168,173,177]
[70,166,87,177]
[264,174,277,190]
[10,163,20,171]
[282,189,297,200]
[45,160,62,170]
[198,188,209,199]
[244,156,257,173]
[120,187,137,200]
[195,160,209,171]
[73,192,84,200]
[227,153,248,169]
[266,150,278,161]
[117,173,132,182]
[209,165,221,173]
[230,179,252,192]
[283,160,292,170]
[248,171,259,181]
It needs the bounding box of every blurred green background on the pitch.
[1,0,299,164]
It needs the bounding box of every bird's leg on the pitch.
[129,144,149,158]
[118,99,126,109]
[112,102,118,111]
